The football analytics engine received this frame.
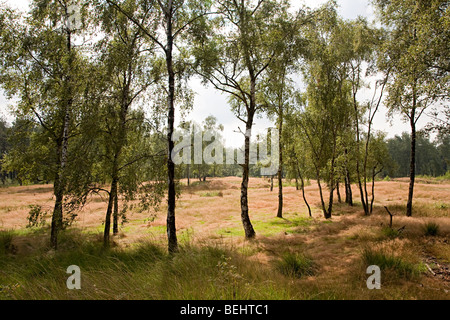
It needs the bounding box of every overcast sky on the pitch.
[0,0,434,148]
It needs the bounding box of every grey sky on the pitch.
[0,0,435,148]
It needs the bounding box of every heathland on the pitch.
[0,177,449,300]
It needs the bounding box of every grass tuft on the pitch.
[361,247,422,279]
[422,222,440,237]
[380,226,401,239]
[276,252,317,278]
[199,191,224,197]
[0,230,15,255]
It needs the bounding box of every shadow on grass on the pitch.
[373,202,450,218]
[0,229,304,300]
[2,185,54,194]
[181,180,230,194]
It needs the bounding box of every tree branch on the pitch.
[105,0,166,51]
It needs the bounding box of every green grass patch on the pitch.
[3,226,49,237]
[361,247,424,280]
[147,225,166,235]
[380,226,402,239]
[236,244,261,257]
[383,203,449,218]
[81,225,105,235]
[414,203,450,217]
[198,191,224,197]
[0,230,15,256]
[256,217,312,236]
[276,252,317,278]
[434,202,448,210]
[422,222,440,237]
[217,227,244,237]
[217,216,313,238]
[416,172,450,183]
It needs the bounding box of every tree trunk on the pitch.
[406,110,416,217]
[240,105,256,239]
[358,177,368,215]
[277,171,283,218]
[277,108,283,218]
[326,184,334,220]
[336,181,342,203]
[345,169,353,206]
[241,127,256,239]
[325,149,337,219]
[187,164,190,186]
[353,94,368,215]
[166,8,178,253]
[363,174,370,215]
[363,133,371,216]
[50,172,64,250]
[104,177,118,248]
[316,170,327,218]
[50,31,72,250]
[370,167,377,215]
[270,176,274,192]
[298,168,312,217]
[105,153,122,245]
[113,184,119,235]
[113,82,130,236]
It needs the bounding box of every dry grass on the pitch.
[0,177,449,300]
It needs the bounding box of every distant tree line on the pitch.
[385,132,449,178]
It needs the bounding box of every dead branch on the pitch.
[384,206,395,229]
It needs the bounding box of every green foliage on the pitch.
[0,1,106,250]
[295,3,375,217]
[385,132,449,178]
[0,0,447,256]
[2,119,54,185]
[26,205,48,229]
[176,116,226,181]
[374,0,449,121]
[0,0,172,247]
[442,171,450,180]
[0,118,9,180]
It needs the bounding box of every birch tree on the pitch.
[0,0,92,249]
[104,0,213,252]
[194,0,292,238]
[96,0,162,247]
[374,0,449,216]
[261,9,305,218]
